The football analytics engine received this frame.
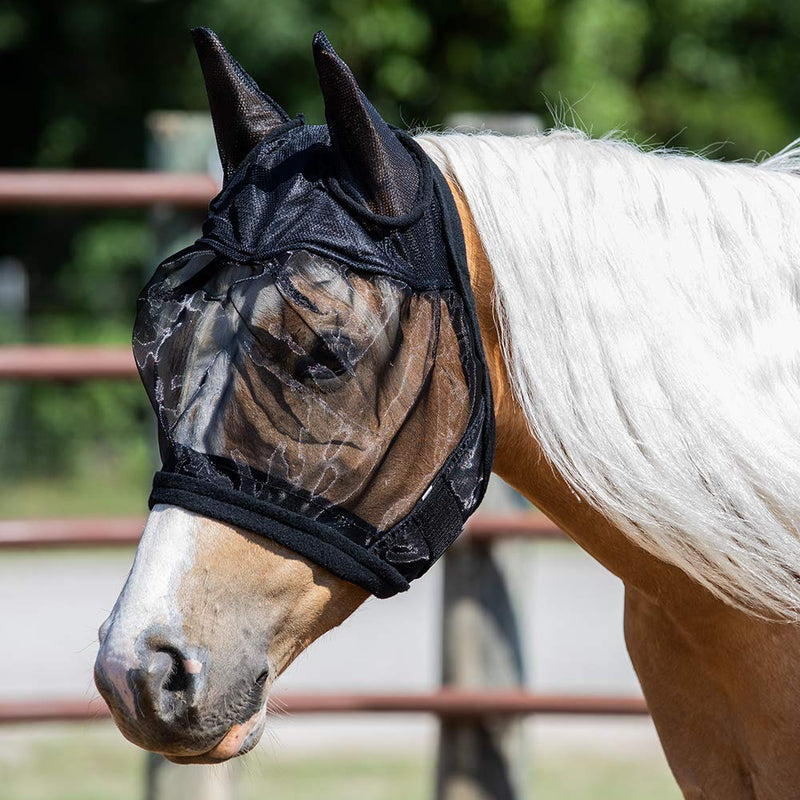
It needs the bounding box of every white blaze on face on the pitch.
[97,505,200,715]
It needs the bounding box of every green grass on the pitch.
[0,724,681,800]
[533,755,681,800]
[0,727,142,800]
[242,751,434,800]
[0,464,151,519]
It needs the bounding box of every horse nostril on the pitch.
[137,641,205,719]
[157,648,191,694]
[255,668,269,688]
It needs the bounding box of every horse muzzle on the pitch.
[94,621,269,761]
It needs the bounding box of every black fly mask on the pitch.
[133,28,495,597]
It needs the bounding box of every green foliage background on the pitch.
[1,0,799,511]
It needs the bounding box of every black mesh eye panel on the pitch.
[135,68,494,597]
[135,245,475,534]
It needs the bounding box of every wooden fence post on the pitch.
[146,111,220,260]
[145,753,237,800]
[436,477,530,800]
[0,257,27,475]
[144,111,237,800]
[0,257,26,342]
[437,112,539,800]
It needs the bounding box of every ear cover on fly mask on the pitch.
[133,28,495,597]
[313,31,418,216]
[192,28,291,179]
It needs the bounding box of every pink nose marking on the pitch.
[182,658,203,675]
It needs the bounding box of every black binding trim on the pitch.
[429,156,496,507]
[149,471,409,598]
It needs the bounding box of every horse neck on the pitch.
[449,183,718,614]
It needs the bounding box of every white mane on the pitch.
[418,129,800,619]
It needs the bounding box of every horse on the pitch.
[94,28,800,799]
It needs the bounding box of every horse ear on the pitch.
[312,31,418,217]
[191,27,291,180]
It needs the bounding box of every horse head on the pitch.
[94,28,493,763]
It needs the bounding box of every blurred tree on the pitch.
[3,0,799,173]
[0,0,798,485]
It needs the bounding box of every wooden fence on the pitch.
[0,169,647,800]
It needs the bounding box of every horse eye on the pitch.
[294,338,352,386]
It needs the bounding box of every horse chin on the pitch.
[164,704,268,764]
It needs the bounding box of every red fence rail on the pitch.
[0,517,146,548]
[0,171,216,209]
[0,346,137,381]
[0,513,565,550]
[0,691,648,725]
